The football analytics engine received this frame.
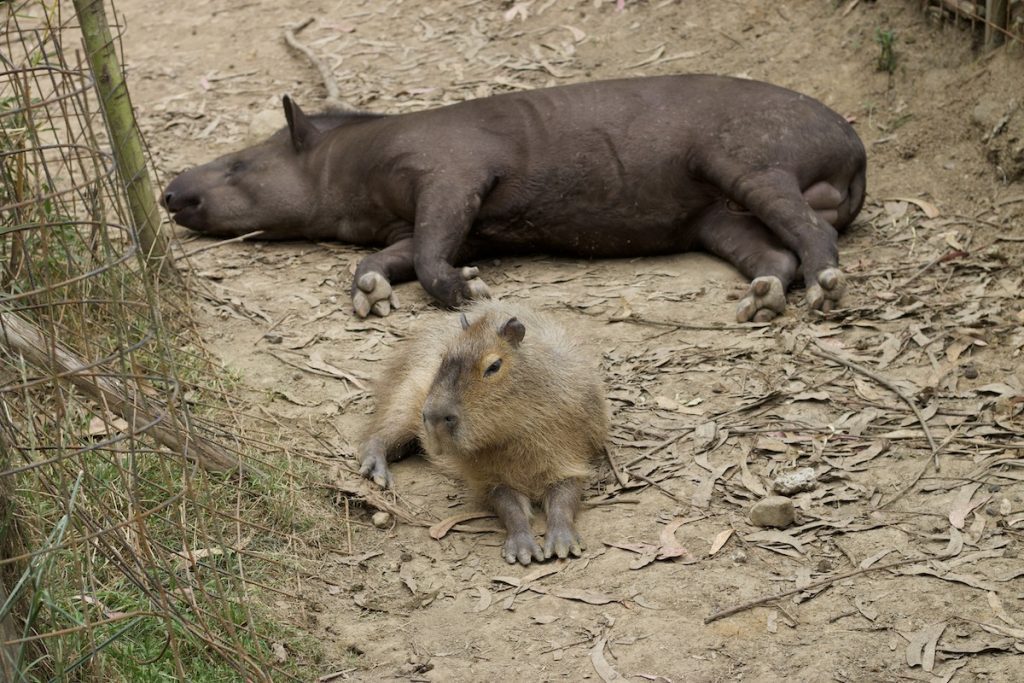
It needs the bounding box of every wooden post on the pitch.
[72,0,173,277]
[986,0,1008,47]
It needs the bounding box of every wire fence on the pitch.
[0,2,320,680]
[922,0,1024,47]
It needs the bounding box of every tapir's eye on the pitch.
[484,358,502,377]
[228,160,245,173]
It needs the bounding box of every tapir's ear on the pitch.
[282,95,318,152]
[499,317,525,348]
[459,313,470,330]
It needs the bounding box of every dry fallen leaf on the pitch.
[471,586,491,613]
[708,529,734,556]
[887,196,940,218]
[949,482,984,529]
[905,621,947,672]
[590,636,622,682]
[429,511,495,540]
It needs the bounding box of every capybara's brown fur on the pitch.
[359,300,607,565]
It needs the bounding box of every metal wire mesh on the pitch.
[922,0,1024,46]
[1,2,308,680]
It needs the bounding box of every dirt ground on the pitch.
[117,0,1024,680]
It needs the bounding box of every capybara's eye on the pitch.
[229,160,245,173]
[484,359,502,377]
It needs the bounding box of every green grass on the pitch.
[875,28,898,73]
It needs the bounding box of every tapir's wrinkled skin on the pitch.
[163,75,866,322]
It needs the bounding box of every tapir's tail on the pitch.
[838,165,867,232]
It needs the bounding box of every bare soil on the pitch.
[118,0,1024,680]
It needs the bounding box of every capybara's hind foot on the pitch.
[736,276,786,323]
[353,271,399,318]
[503,531,545,566]
[805,267,845,315]
[543,523,585,560]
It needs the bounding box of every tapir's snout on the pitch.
[161,173,208,230]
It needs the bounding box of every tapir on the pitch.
[162,75,866,322]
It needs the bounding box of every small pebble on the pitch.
[263,332,283,344]
[371,511,391,529]
[962,364,978,379]
[749,496,795,528]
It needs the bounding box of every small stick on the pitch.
[254,312,293,346]
[611,313,770,332]
[810,342,938,456]
[704,556,924,624]
[900,252,946,288]
[283,18,348,110]
[629,471,685,503]
[179,230,265,259]
[603,446,629,488]
[878,427,961,509]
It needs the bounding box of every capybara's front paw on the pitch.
[543,523,585,560]
[736,275,787,323]
[358,451,393,489]
[352,271,399,318]
[503,531,545,566]
[805,267,845,315]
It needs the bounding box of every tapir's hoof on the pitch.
[459,266,492,301]
[353,271,399,318]
[736,276,786,323]
[805,267,845,315]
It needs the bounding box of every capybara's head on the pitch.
[161,96,321,238]
[421,309,528,454]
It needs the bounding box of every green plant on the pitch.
[875,28,898,73]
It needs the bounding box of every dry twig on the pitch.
[810,342,938,456]
[283,18,349,110]
[704,556,925,624]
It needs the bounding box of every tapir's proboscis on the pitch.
[163,75,866,322]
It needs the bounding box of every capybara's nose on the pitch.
[423,406,459,431]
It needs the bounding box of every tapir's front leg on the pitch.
[351,238,415,318]
[411,180,493,308]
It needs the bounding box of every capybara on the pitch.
[359,300,607,565]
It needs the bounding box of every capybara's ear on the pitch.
[460,313,470,330]
[499,317,525,347]
[282,95,319,152]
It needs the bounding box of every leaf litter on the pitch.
[137,0,1024,678]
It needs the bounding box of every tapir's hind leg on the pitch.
[700,161,853,315]
[695,204,798,323]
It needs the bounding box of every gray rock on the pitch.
[749,496,795,529]
[773,467,817,495]
[371,511,392,529]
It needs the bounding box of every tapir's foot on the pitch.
[503,531,545,566]
[358,449,393,489]
[805,267,845,315]
[736,276,787,323]
[458,266,491,301]
[543,522,585,560]
[353,272,399,318]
